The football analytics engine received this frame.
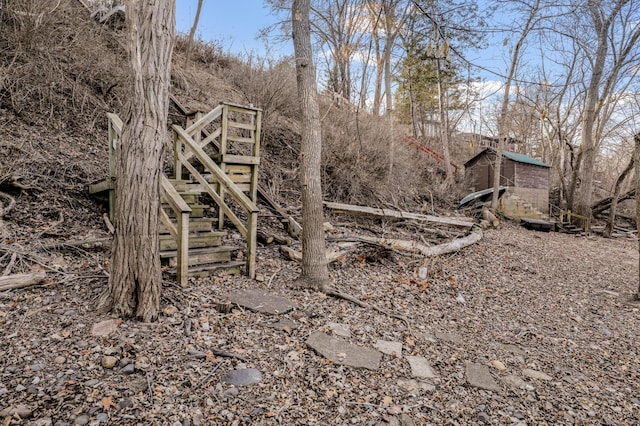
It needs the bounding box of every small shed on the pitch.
[464,147,550,217]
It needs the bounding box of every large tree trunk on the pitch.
[99,0,175,322]
[292,0,330,291]
[435,56,453,182]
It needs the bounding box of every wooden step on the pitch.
[160,246,236,267]
[159,231,225,251]
[162,203,209,218]
[159,217,216,234]
[185,261,246,277]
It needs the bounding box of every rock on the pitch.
[54,356,66,364]
[16,384,26,392]
[0,405,33,418]
[163,305,178,316]
[91,319,120,337]
[323,221,334,231]
[4,365,19,373]
[120,364,135,374]
[95,413,109,423]
[406,356,437,379]
[465,362,500,392]
[73,414,90,425]
[222,387,239,400]
[222,368,262,386]
[435,332,463,344]
[227,289,296,315]
[34,418,53,426]
[101,356,118,369]
[417,266,429,280]
[477,412,490,423]
[399,413,416,426]
[117,398,134,410]
[188,350,207,359]
[490,360,506,371]
[502,374,533,390]
[266,319,298,331]
[306,331,382,370]
[326,322,351,337]
[30,363,45,371]
[374,340,403,357]
[522,368,553,381]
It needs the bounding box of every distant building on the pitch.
[464,147,550,218]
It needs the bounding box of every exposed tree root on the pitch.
[324,286,410,329]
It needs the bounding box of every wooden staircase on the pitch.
[90,103,262,285]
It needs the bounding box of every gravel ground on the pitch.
[1,223,639,425]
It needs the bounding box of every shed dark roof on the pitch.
[464,147,550,168]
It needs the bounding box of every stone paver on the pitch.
[227,289,296,315]
[374,340,403,357]
[222,368,262,386]
[406,356,437,379]
[522,368,552,381]
[306,331,381,370]
[502,374,534,390]
[466,362,500,391]
[326,322,351,337]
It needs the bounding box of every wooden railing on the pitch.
[172,103,260,278]
[107,113,192,286]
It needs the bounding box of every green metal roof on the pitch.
[465,147,550,168]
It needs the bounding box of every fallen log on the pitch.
[324,201,474,228]
[280,242,361,263]
[0,271,47,291]
[346,230,483,257]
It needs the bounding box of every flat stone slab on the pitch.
[227,289,296,315]
[466,362,500,391]
[266,319,298,331]
[326,322,351,337]
[502,374,534,390]
[222,368,262,386]
[406,356,437,379]
[523,368,553,381]
[435,332,463,344]
[306,331,381,370]
[374,340,403,357]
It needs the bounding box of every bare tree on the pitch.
[604,139,636,237]
[636,133,640,299]
[99,0,175,321]
[184,0,203,66]
[292,0,330,291]
[491,0,543,209]
[572,0,640,230]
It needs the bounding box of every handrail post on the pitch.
[177,211,189,286]
[218,104,229,230]
[246,211,257,279]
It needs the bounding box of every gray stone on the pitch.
[306,331,382,370]
[34,418,53,426]
[374,340,403,357]
[222,368,262,386]
[396,378,436,392]
[227,289,296,315]
[477,412,490,423]
[502,374,533,390]
[435,332,463,344]
[326,322,351,337]
[266,319,298,331]
[91,319,119,337]
[120,364,135,375]
[406,356,437,379]
[117,398,133,410]
[15,384,26,392]
[417,266,429,280]
[222,387,239,400]
[95,413,109,423]
[522,368,552,381]
[0,405,33,418]
[73,415,90,425]
[399,413,416,426]
[466,362,500,392]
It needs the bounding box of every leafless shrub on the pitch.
[0,0,126,130]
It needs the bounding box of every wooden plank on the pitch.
[227,136,254,144]
[185,104,223,135]
[215,154,261,165]
[88,177,115,194]
[227,120,255,130]
[159,232,224,251]
[226,165,252,174]
[161,246,234,267]
[228,173,252,183]
[160,176,192,214]
[324,201,474,228]
[246,212,257,279]
[177,211,189,286]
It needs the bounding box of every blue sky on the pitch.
[175,1,290,57]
